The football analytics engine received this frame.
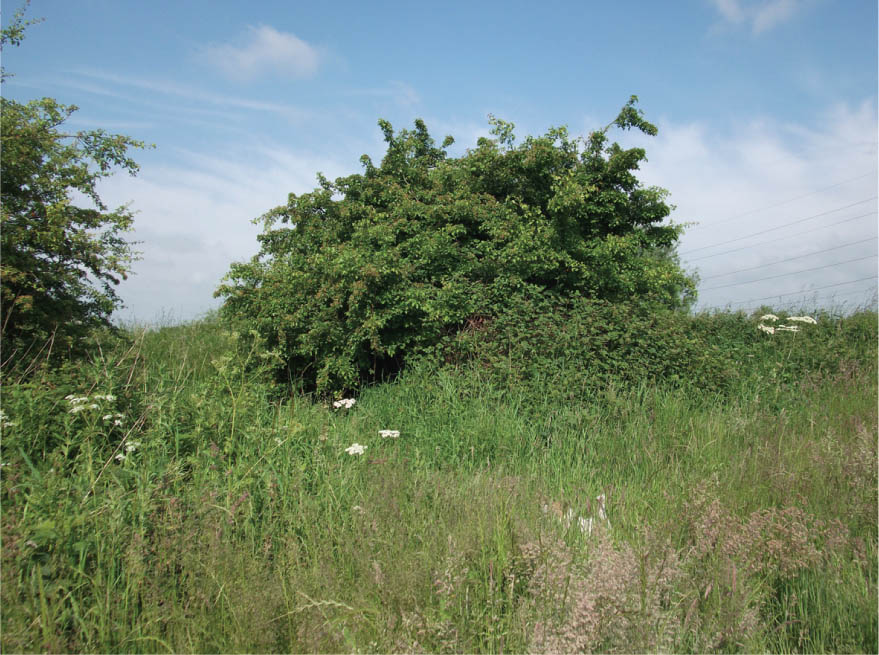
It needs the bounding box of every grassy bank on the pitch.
[1,309,876,653]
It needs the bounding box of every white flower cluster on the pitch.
[115,440,142,462]
[344,429,402,455]
[103,413,125,426]
[333,398,356,409]
[757,314,816,335]
[0,410,16,429]
[66,393,117,414]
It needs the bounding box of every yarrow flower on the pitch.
[345,443,366,455]
[0,410,16,428]
[788,316,817,324]
[379,429,400,439]
[333,398,356,409]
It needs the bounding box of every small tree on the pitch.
[1,5,149,358]
[217,98,696,393]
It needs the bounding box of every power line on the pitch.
[738,285,879,312]
[700,254,878,292]
[686,172,877,231]
[679,196,878,255]
[683,211,877,263]
[700,236,878,280]
[718,276,879,307]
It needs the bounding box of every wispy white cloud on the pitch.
[199,25,321,81]
[630,99,878,311]
[100,144,350,323]
[70,69,311,121]
[709,0,806,34]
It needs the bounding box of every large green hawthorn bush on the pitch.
[217,98,696,393]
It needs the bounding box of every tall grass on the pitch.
[1,309,876,653]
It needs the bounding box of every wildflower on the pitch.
[69,404,88,414]
[113,419,123,427]
[788,315,817,324]
[333,398,356,409]
[345,443,366,455]
[93,394,116,401]
[66,396,89,405]
[379,429,400,438]
[758,324,775,335]
[125,441,141,453]
[88,404,99,409]
[0,411,15,428]
[103,414,113,421]
[114,453,126,462]
[760,314,779,322]
[776,324,800,332]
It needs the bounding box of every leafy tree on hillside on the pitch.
[217,98,696,393]
[1,5,149,358]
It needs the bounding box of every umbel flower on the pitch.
[379,429,400,438]
[333,398,356,409]
[345,443,366,455]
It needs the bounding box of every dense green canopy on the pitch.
[217,98,696,392]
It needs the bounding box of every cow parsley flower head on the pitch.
[345,443,366,455]
[788,315,817,324]
[776,324,800,332]
[379,429,400,439]
[114,453,126,462]
[760,314,779,322]
[758,324,775,335]
[333,398,356,409]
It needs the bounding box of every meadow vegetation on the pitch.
[1,304,876,653]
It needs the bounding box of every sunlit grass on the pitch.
[1,309,876,652]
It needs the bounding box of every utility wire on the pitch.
[721,276,879,307]
[736,285,878,314]
[700,236,878,280]
[700,254,877,291]
[687,172,876,231]
[679,196,878,255]
[684,211,876,263]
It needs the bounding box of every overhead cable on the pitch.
[680,196,878,255]
[700,254,877,291]
[684,211,876,263]
[687,171,876,231]
[718,276,879,306]
[700,236,878,280]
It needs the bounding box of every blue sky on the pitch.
[3,0,877,321]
